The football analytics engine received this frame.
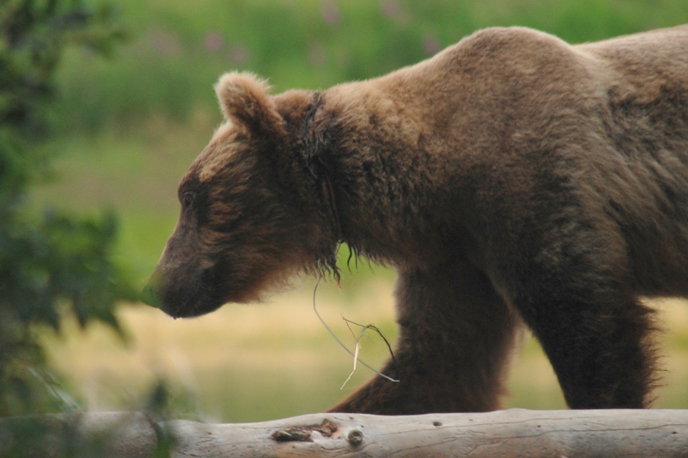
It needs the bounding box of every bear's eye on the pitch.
[182,192,195,210]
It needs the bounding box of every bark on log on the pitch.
[169,409,688,457]
[1,409,688,457]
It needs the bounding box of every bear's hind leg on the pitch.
[328,258,520,414]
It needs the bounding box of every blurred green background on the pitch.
[27,0,688,422]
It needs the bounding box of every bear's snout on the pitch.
[142,262,226,319]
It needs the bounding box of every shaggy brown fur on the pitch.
[144,25,688,412]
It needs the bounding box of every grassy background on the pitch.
[30,0,688,421]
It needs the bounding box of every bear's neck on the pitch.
[308,84,467,268]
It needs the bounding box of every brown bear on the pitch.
[144,25,688,413]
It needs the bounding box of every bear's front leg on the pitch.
[500,212,661,409]
[516,280,658,409]
[328,258,521,414]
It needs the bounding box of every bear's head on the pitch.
[143,73,339,318]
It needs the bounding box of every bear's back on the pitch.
[575,25,688,86]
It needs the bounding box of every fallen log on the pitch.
[1,409,687,457]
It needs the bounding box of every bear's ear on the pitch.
[214,72,282,133]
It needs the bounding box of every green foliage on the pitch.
[49,0,688,135]
[0,0,135,417]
